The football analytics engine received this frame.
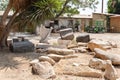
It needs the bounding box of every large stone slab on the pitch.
[88,42,107,51]
[48,54,78,62]
[104,60,118,80]
[76,34,90,43]
[90,39,117,48]
[36,43,66,49]
[59,28,74,40]
[47,47,75,55]
[89,58,118,80]
[90,39,110,46]
[10,41,34,53]
[54,59,103,78]
[94,48,120,65]
[89,58,107,70]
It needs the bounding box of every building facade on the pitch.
[110,15,120,32]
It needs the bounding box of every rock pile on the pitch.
[34,33,119,80]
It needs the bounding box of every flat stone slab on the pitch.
[54,59,103,78]
[76,34,90,43]
[94,48,120,65]
[59,28,74,40]
[10,41,34,53]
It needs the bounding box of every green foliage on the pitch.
[108,0,120,14]
[12,0,99,32]
[85,26,106,33]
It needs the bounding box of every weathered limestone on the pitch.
[108,41,117,48]
[39,56,55,65]
[67,44,78,49]
[72,47,88,53]
[94,48,120,65]
[47,47,75,55]
[36,49,47,53]
[89,58,118,80]
[30,60,56,79]
[88,42,107,51]
[104,60,118,80]
[47,54,64,62]
[90,39,110,46]
[77,42,88,47]
[64,54,78,59]
[57,39,71,46]
[88,39,112,51]
[103,46,112,49]
[76,34,90,43]
[59,28,74,40]
[36,43,65,49]
[10,41,34,53]
[89,39,117,49]
[54,59,103,78]
[36,43,52,49]
[89,58,106,70]
[30,59,39,66]
[47,54,77,62]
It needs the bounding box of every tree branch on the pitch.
[55,0,70,19]
[0,1,12,26]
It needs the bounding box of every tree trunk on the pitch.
[0,2,12,25]
[0,11,18,49]
[0,2,13,49]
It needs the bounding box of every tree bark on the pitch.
[0,11,18,49]
[0,2,12,26]
[0,1,13,49]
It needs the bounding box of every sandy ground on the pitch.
[0,32,120,80]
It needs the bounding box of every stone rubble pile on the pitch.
[33,33,120,80]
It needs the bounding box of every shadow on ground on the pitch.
[0,49,44,71]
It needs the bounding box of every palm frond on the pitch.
[12,0,56,29]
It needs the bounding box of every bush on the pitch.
[85,26,106,33]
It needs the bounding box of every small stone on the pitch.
[72,63,80,67]
[47,54,64,62]
[89,58,106,70]
[31,61,56,79]
[39,56,55,65]
[30,59,39,66]
[103,46,112,49]
[72,47,88,53]
[36,49,47,53]
[108,41,117,48]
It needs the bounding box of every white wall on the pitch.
[59,19,69,27]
